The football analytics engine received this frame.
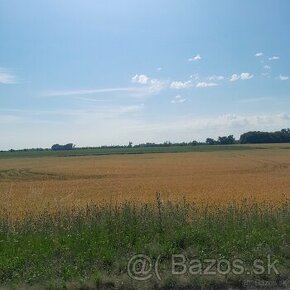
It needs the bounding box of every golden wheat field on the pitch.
[1,145,290,216]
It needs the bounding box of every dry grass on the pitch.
[1,146,290,217]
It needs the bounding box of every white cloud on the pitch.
[263,65,271,70]
[170,80,192,89]
[255,52,263,57]
[188,54,202,62]
[0,69,17,84]
[230,72,254,82]
[131,74,166,94]
[208,75,224,81]
[170,95,186,104]
[230,74,240,82]
[240,73,254,80]
[148,78,167,93]
[131,74,150,85]
[196,82,218,88]
[278,75,289,81]
[269,56,280,61]
[157,67,162,71]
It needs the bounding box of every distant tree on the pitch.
[51,143,75,151]
[190,140,199,146]
[281,128,290,134]
[218,136,226,144]
[206,138,216,145]
[218,135,235,145]
[227,135,235,144]
[163,141,172,147]
[240,129,290,144]
[128,141,133,148]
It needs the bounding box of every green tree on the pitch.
[206,138,216,145]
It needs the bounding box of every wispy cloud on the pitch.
[188,54,202,62]
[131,74,166,93]
[278,75,289,81]
[131,74,150,85]
[208,75,224,81]
[196,82,218,88]
[75,97,108,102]
[171,75,221,89]
[0,104,145,122]
[263,65,271,70]
[269,56,280,61]
[115,104,145,114]
[45,87,142,97]
[0,68,17,84]
[170,95,186,104]
[170,80,192,89]
[230,72,254,82]
[46,75,166,98]
[255,52,263,57]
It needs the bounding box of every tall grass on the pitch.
[0,194,290,289]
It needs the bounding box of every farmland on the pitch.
[0,144,290,216]
[1,144,290,289]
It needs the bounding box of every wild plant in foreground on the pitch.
[0,194,289,287]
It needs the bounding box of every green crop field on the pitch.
[0,144,266,160]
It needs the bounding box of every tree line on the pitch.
[205,129,290,145]
[240,128,290,144]
[3,129,290,153]
[49,129,290,151]
[51,143,75,151]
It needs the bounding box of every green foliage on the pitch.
[218,135,235,145]
[51,143,75,151]
[206,135,236,145]
[206,138,217,145]
[0,197,289,288]
[240,128,290,144]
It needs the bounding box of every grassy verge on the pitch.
[0,195,290,289]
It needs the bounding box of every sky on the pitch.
[0,0,290,150]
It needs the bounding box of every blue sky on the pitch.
[0,0,290,149]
